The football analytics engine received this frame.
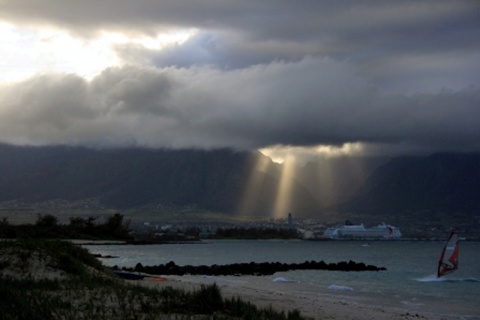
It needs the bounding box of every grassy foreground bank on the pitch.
[0,240,311,320]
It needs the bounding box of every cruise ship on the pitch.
[323,221,402,240]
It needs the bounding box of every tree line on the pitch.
[0,213,132,240]
[214,227,298,239]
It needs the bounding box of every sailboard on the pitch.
[437,231,459,278]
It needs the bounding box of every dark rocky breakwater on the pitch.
[113,260,387,276]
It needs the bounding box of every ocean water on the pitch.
[84,240,480,317]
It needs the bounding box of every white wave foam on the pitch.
[272,277,299,283]
[401,300,424,307]
[328,284,354,291]
[416,275,480,283]
[416,274,444,282]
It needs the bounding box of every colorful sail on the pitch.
[437,231,459,278]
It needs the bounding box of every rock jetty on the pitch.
[114,260,386,276]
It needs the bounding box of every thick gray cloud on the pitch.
[1,60,479,153]
[0,0,478,155]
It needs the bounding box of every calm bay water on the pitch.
[84,240,480,317]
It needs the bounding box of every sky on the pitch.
[0,0,479,163]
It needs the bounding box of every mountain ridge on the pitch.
[344,153,480,215]
[0,144,320,216]
[1,144,479,224]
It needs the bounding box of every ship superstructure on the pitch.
[323,221,401,240]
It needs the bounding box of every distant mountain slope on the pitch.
[298,157,388,207]
[0,144,320,215]
[344,153,480,215]
[1,144,479,220]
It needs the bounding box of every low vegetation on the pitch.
[0,240,311,320]
[0,213,132,240]
[1,213,301,243]
[214,227,298,239]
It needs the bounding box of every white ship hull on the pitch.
[323,223,402,240]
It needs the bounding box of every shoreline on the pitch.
[135,274,472,320]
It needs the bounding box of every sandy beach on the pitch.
[1,239,478,320]
[136,274,473,320]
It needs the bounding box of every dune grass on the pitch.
[0,240,311,320]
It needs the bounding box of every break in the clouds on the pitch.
[0,0,479,157]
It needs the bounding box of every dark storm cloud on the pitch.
[1,60,479,153]
[2,1,477,56]
[103,0,479,92]
[0,0,479,154]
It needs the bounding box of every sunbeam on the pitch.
[272,155,297,220]
[235,152,273,217]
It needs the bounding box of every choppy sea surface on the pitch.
[84,240,480,317]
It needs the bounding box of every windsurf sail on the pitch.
[437,231,459,278]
